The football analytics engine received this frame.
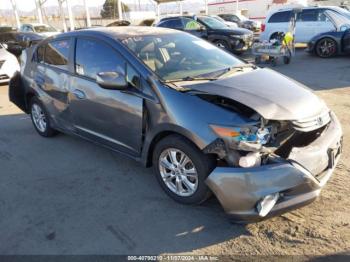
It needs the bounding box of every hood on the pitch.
[185,68,328,121]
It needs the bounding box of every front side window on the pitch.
[182,18,202,30]
[44,39,70,69]
[122,33,243,81]
[298,9,318,22]
[75,38,125,80]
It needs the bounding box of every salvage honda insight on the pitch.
[9,27,342,221]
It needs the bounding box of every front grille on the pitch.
[292,111,331,132]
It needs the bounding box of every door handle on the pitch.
[73,89,86,100]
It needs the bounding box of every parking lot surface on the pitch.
[0,50,349,256]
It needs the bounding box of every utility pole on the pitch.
[35,0,44,24]
[118,0,123,20]
[83,0,91,27]
[204,0,208,15]
[66,0,75,31]
[10,0,21,28]
[58,0,67,32]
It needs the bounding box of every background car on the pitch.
[218,13,261,32]
[0,43,20,83]
[156,15,253,54]
[0,31,43,57]
[19,23,59,38]
[210,15,238,28]
[260,6,350,43]
[307,12,350,58]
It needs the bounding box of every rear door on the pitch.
[69,37,143,155]
[39,38,74,129]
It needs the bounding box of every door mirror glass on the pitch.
[96,71,127,90]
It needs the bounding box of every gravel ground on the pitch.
[0,50,349,257]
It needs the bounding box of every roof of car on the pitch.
[52,26,180,40]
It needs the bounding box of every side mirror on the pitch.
[96,71,127,90]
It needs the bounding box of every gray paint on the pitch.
[10,27,343,221]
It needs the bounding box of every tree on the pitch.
[100,0,130,19]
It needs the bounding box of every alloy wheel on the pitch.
[317,39,336,58]
[31,103,47,133]
[158,148,198,197]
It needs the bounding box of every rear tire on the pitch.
[152,135,216,205]
[30,97,57,137]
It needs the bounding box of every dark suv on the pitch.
[156,15,254,54]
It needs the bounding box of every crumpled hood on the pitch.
[186,68,328,121]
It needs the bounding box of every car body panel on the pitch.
[206,112,342,222]
[307,29,350,55]
[260,7,347,43]
[0,45,20,83]
[184,68,328,121]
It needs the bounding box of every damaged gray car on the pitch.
[9,27,343,222]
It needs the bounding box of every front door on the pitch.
[69,37,143,156]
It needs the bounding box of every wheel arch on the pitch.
[142,126,211,168]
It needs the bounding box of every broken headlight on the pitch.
[211,125,271,145]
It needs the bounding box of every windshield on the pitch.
[198,16,228,30]
[34,25,57,33]
[122,33,244,81]
[325,10,350,30]
[331,6,350,20]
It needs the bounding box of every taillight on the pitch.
[261,23,266,32]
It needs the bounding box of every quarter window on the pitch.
[75,38,125,80]
[268,11,292,23]
[44,39,70,69]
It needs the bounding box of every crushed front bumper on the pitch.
[206,112,342,222]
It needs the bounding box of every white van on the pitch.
[260,7,349,43]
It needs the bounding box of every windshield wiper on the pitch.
[217,64,257,78]
[164,76,218,83]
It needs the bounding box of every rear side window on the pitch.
[75,38,125,80]
[158,19,183,30]
[297,9,318,22]
[268,11,292,23]
[44,39,70,69]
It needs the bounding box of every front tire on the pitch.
[153,135,215,205]
[30,97,57,137]
[316,38,337,58]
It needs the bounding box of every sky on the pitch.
[1,0,137,11]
